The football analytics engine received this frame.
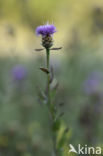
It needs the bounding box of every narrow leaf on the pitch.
[50,47,62,50]
[35,48,44,51]
[36,86,47,100]
[50,66,54,83]
[52,82,59,90]
[39,67,49,74]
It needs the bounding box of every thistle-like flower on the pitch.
[83,71,103,95]
[36,24,56,49]
[12,65,27,81]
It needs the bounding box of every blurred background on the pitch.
[0,0,103,155]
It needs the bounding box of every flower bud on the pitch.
[36,24,56,49]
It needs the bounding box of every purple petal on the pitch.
[36,24,56,36]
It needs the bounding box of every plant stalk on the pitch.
[46,48,50,105]
[46,48,57,156]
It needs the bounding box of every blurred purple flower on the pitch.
[83,71,103,95]
[36,24,56,36]
[12,65,27,81]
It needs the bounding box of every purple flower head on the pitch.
[36,24,56,36]
[12,65,27,81]
[83,71,103,95]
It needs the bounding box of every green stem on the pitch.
[46,48,57,156]
[46,48,50,106]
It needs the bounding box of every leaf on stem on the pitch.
[57,127,70,149]
[52,119,61,132]
[50,47,62,51]
[36,86,47,100]
[39,67,49,74]
[50,81,59,99]
[52,82,59,90]
[35,48,44,51]
[50,66,54,83]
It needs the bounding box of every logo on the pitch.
[69,144,101,155]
